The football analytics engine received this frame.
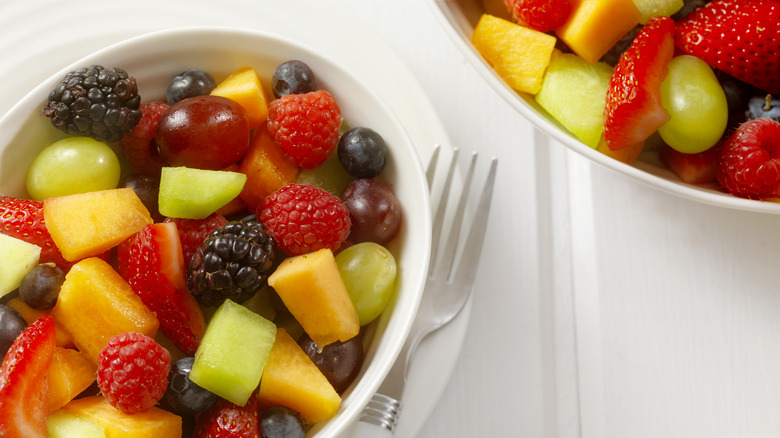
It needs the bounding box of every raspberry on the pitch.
[96,332,171,414]
[504,0,572,32]
[259,184,351,256]
[717,118,780,199]
[164,213,229,268]
[118,101,170,176]
[267,90,342,169]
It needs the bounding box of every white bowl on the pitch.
[0,26,431,436]
[428,0,780,214]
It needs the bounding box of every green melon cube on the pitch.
[0,233,41,299]
[158,166,246,219]
[535,50,614,149]
[189,299,276,406]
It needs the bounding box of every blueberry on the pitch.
[271,60,316,98]
[163,357,218,415]
[166,69,216,105]
[259,405,306,438]
[0,305,27,361]
[19,263,65,310]
[337,127,387,179]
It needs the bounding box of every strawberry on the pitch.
[716,118,780,199]
[0,315,56,438]
[603,16,675,151]
[164,213,229,268]
[0,196,72,270]
[659,142,722,185]
[503,0,572,32]
[117,222,206,356]
[194,391,260,438]
[675,0,780,94]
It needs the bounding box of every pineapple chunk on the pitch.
[51,258,159,363]
[62,396,181,438]
[472,14,557,94]
[43,188,152,261]
[258,329,341,424]
[556,0,642,64]
[268,248,359,347]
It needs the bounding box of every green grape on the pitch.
[335,242,397,326]
[296,146,354,196]
[25,137,121,200]
[658,55,728,154]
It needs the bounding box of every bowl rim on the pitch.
[0,24,432,436]
[427,0,780,215]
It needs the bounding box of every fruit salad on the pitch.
[473,0,780,201]
[0,58,405,437]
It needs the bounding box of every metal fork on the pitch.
[350,145,498,437]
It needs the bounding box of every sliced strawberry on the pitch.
[117,222,206,356]
[0,196,72,270]
[675,0,780,94]
[164,213,229,268]
[660,142,721,185]
[603,16,675,151]
[194,391,260,438]
[0,315,56,438]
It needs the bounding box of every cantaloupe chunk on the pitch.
[51,258,159,363]
[47,347,97,413]
[595,135,645,164]
[238,125,299,211]
[258,329,341,424]
[268,248,359,347]
[43,188,152,261]
[556,0,642,64]
[211,66,270,129]
[62,396,181,438]
[472,14,557,94]
[6,297,74,348]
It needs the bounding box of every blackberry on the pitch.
[189,215,277,307]
[41,65,142,143]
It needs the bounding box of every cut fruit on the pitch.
[158,167,247,220]
[62,396,181,438]
[47,347,98,413]
[211,67,270,129]
[43,188,153,262]
[268,248,360,347]
[258,329,341,424]
[189,299,276,406]
[47,409,106,438]
[632,0,683,23]
[556,0,642,64]
[238,125,300,211]
[0,233,40,299]
[535,50,614,148]
[6,298,74,348]
[51,257,159,363]
[472,14,557,94]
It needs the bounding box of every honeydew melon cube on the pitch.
[189,299,277,406]
[62,396,181,437]
[535,50,614,148]
[0,233,41,299]
[472,14,557,95]
[158,167,247,220]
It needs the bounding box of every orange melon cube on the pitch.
[267,248,359,347]
[238,125,300,211]
[258,329,341,424]
[595,135,645,164]
[6,297,74,348]
[51,258,159,363]
[211,66,270,129]
[62,396,181,438]
[43,188,153,262]
[48,347,97,413]
[472,14,557,95]
[556,0,642,64]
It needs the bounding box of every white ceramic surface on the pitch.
[0,26,432,437]
[428,0,780,215]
